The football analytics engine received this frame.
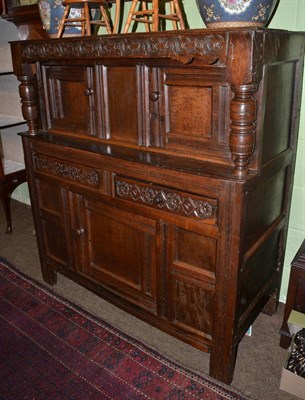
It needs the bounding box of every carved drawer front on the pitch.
[36,178,70,270]
[114,176,217,225]
[156,69,231,162]
[78,200,157,312]
[33,153,104,191]
[41,65,99,138]
[165,225,216,344]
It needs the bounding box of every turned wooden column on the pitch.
[17,75,40,135]
[229,84,258,177]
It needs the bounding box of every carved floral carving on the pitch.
[35,155,100,187]
[115,180,214,220]
[20,34,226,65]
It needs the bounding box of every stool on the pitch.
[57,0,113,38]
[123,0,185,33]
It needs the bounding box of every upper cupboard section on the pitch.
[39,62,231,162]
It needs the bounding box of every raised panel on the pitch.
[262,61,296,163]
[102,65,142,145]
[239,229,281,317]
[41,219,69,267]
[42,65,98,137]
[80,200,157,310]
[36,178,63,218]
[174,280,214,338]
[175,228,217,274]
[244,167,287,251]
[166,225,216,340]
[35,178,70,269]
[159,70,230,156]
[166,85,212,139]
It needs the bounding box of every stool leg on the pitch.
[123,0,140,33]
[142,1,151,32]
[57,5,71,38]
[152,0,159,32]
[112,0,120,34]
[172,0,185,29]
[84,3,91,35]
[100,4,113,34]
[170,1,177,30]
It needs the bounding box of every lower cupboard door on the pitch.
[79,200,158,312]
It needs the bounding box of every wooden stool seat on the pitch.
[123,0,185,33]
[57,0,112,38]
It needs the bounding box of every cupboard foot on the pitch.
[210,343,237,384]
[42,266,57,286]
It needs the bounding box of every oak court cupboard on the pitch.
[10,27,305,384]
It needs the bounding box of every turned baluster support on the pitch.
[18,75,40,135]
[229,84,258,177]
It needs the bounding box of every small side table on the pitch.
[280,239,305,348]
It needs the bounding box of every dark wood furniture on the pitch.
[280,239,305,348]
[10,28,305,384]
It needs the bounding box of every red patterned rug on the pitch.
[0,258,251,400]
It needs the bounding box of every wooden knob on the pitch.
[149,91,160,102]
[72,228,85,238]
[84,88,94,96]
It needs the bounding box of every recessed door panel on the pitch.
[79,200,157,311]
[102,65,141,145]
[42,66,98,137]
[166,225,216,341]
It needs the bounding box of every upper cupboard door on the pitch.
[41,65,100,138]
[156,68,232,163]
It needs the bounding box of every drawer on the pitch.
[33,152,107,193]
[113,175,218,225]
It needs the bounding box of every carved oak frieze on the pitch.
[34,155,100,187]
[20,34,226,65]
[115,179,215,221]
